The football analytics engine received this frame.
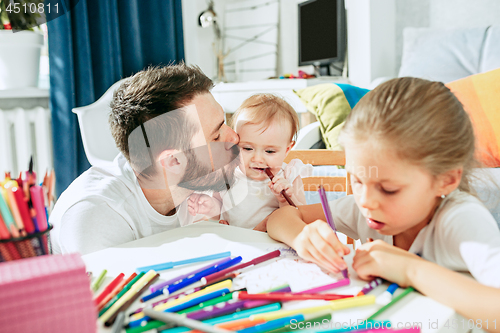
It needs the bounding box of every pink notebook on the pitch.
[0,253,96,333]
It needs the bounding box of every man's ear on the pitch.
[437,167,463,197]
[285,141,295,155]
[158,149,185,175]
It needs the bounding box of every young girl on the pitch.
[267,78,500,328]
[188,93,312,229]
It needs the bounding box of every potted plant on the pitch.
[0,0,45,89]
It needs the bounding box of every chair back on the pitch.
[284,149,355,247]
[285,149,352,195]
[72,80,125,168]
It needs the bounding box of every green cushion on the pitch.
[294,83,369,150]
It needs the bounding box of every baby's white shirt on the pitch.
[220,159,313,229]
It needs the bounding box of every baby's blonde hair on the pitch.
[339,77,478,195]
[231,93,300,143]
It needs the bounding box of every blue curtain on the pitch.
[47,0,185,196]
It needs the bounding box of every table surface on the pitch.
[82,222,466,333]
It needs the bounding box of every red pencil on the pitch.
[265,168,296,207]
[94,273,125,306]
[201,250,281,285]
[235,291,353,301]
[97,272,138,311]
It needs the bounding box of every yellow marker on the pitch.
[250,295,376,321]
[130,279,233,321]
[100,270,157,323]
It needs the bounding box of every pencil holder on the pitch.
[0,224,52,261]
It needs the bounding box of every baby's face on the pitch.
[236,120,294,181]
[345,139,443,238]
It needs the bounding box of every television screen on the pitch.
[298,0,345,67]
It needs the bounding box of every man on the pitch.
[50,64,240,255]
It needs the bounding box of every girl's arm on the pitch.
[353,240,500,333]
[267,204,350,273]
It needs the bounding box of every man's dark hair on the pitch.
[109,63,214,174]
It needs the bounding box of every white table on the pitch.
[82,222,466,333]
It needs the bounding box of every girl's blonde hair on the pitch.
[339,77,478,195]
[231,93,300,143]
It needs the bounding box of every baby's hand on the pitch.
[292,220,350,273]
[219,219,230,225]
[187,193,218,217]
[352,240,422,287]
[268,174,293,204]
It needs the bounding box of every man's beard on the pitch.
[177,143,240,192]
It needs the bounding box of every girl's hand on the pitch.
[187,193,219,217]
[292,220,350,273]
[352,240,423,287]
[268,174,293,204]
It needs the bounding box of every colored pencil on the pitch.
[366,287,415,320]
[99,272,144,317]
[251,295,375,321]
[150,257,233,292]
[235,291,353,301]
[131,280,233,321]
[298,278,350,293]
[238,314,303,333]
[265,168,296,207]
[100,270,156,324]
[91,269,108,292]
[318,186,349,279]
[104,273,160,326]
[135,251,231,273]
[141,257,242,302]
[155,303,282,333]
[98,272,138,311]
[201,250,281,285]
[357,278,384,296]
[93,273,125,305]
[376,283,399,305]
[143,308,234,333]
[128,289,231,328]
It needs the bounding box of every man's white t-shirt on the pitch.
[329,190,500,288]
[50,154,194,255]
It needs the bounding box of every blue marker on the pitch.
[376,283,399,305]
[141,256,242,302]
[129,289,230,328]
[136,251,231,272]
[237,314,304,333]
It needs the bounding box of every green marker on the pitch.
[367,287,415,320]
[91,269,108,292]
[178,292,234,314]
[99,272,145,317]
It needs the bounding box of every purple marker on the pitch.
[318,186,349,279]
[150,257,232,292]
[357,277,383,296]
[187,285,291,321]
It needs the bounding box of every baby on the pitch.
[188,93,312,229]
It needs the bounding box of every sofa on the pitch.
[294,25,500,226]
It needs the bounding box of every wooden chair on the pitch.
[284,149,355,248]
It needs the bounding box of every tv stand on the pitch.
[313,63,343,77]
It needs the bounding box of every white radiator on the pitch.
[0,106,53,178]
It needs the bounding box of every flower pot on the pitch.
[0,30,44,90]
